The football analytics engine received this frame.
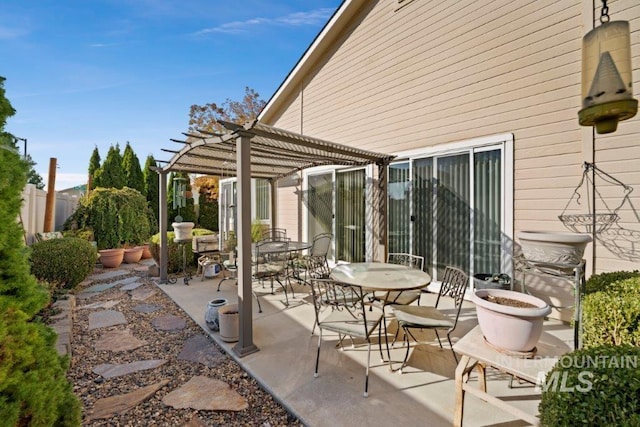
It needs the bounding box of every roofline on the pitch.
[258,0,367,123]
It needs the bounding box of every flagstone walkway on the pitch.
[67,262,301,426]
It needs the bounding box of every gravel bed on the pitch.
[68,267,303,426]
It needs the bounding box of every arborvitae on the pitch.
[0,76,81,426]
[94,143,125,189]
[143,154,159,223]
[122,142,145,194]
[88,146,101,191]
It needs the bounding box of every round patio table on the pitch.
[330,262,432,370]
[330,262,431,293]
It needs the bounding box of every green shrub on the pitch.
[582,277,640,347]
[64,187,153,249]
[585,270,640,294]
[0,94,81,426]
[30,237,98,291]
[149,228,214,273]
[539,344,640,426]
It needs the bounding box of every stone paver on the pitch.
[120,281,143,291]
[93,359,167,378]
[90,270,130,281]
[87,380,169,421]
[95,329,146,352]
[152,314,187,332]
[113,276,140,287]
[132,304,162,313]
[88,310,127,330]
[130,288,157,301]
[162,376,248,411]
[79,299,122,310]
[178,335,225,367]
[82,282,121,294]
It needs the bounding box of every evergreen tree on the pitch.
[0,75,81,426]
[143,154,159,221]
[94,143,125,189]
[88,146,101,191]
[24,154,45,190]
[122,142,145,193]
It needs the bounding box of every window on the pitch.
[254,178,270,221]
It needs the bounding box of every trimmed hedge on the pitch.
[584,270,640,294]
[149,228,214,273]
[539,344,640,426]
[30,237,98,291]
[582,276,640,347]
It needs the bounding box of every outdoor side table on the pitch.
[453,325,568,427]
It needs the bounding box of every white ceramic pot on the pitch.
[218,303,239,342]
[472,289,551,353]
[517,231,592,273]
[172,221,195,241]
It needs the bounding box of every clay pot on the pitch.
[218,303,239,342]
[141,244,152,259]
[516,230,592,274]
[123,246,144,264]
[98,248,125,268]
[472,289,551,353]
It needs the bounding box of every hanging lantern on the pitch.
[579,3,637,134]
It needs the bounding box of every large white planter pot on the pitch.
[218,303,239,342]
[517,231,592,273]
[172,221,195,241]
[472,289,551,353]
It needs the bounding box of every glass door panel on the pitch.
[474,150,502,274]
[436,154,470,279]
[413,158,434,272]
[307,173,334,259]
[388,162,410,254]
[336,169,365,262]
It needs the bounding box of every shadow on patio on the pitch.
[156,275,573,427]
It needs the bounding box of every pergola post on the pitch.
[233,130,259,357]
[159,171,169,283]
[270,179,278,231]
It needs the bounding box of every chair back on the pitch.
[387,253,425,271]
[434,266,469,324]
[310,233,332,257]
[309,278,369,329]
[261,228,287,241]
[254,240,289,277]
[304,255,331,279]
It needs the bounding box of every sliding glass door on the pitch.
[390,146,505,281]
[336,169,366,262]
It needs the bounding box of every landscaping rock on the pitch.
[161,376,248,411]
[94,329,146,352]
[152,314,187,332]
[88,310,127,330]
[87,380,169,421]
[178,335,225,367]
[93,359,167,378]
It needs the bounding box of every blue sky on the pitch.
[1,0,342,190]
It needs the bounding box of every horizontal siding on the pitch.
[276,185,300,241]
[266,0,640,274]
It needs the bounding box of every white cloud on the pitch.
[194,7,334,36]
[42,172,87,192]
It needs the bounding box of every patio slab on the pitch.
[157,276,574,427]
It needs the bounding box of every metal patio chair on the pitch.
[253,239,291,313]
[309,277,384,397]
[391,266,469,370]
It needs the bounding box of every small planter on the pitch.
[172,222,195,241]
[473,273,511,290]
[218,303,239,342]
[98,248,125,268]
[123,246,144,264]
[472,289,551,353]
[204,298,228,331]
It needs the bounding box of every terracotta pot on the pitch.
[98,248,125,268]
[141,244,152,259]
[123,246,144,264]
[472,289,551,353]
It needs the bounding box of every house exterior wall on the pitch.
[266,0,640,282]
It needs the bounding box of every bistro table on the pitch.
[330,262,432,369]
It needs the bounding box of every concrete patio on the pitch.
[157,273,573,427]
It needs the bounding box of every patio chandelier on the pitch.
[579,0,637,134]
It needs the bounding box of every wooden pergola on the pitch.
[157,119,394,357]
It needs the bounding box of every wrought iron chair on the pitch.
[391,266,469,371]
[296,233,332,282]
[260,228,287,241]
[372,253,426,306]
[253,239,291,313]
[309,277,384,397]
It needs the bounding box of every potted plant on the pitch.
[472,288,551,353]
[98,247,125,268]
[123,244,144,264]
[473,273,511,290]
